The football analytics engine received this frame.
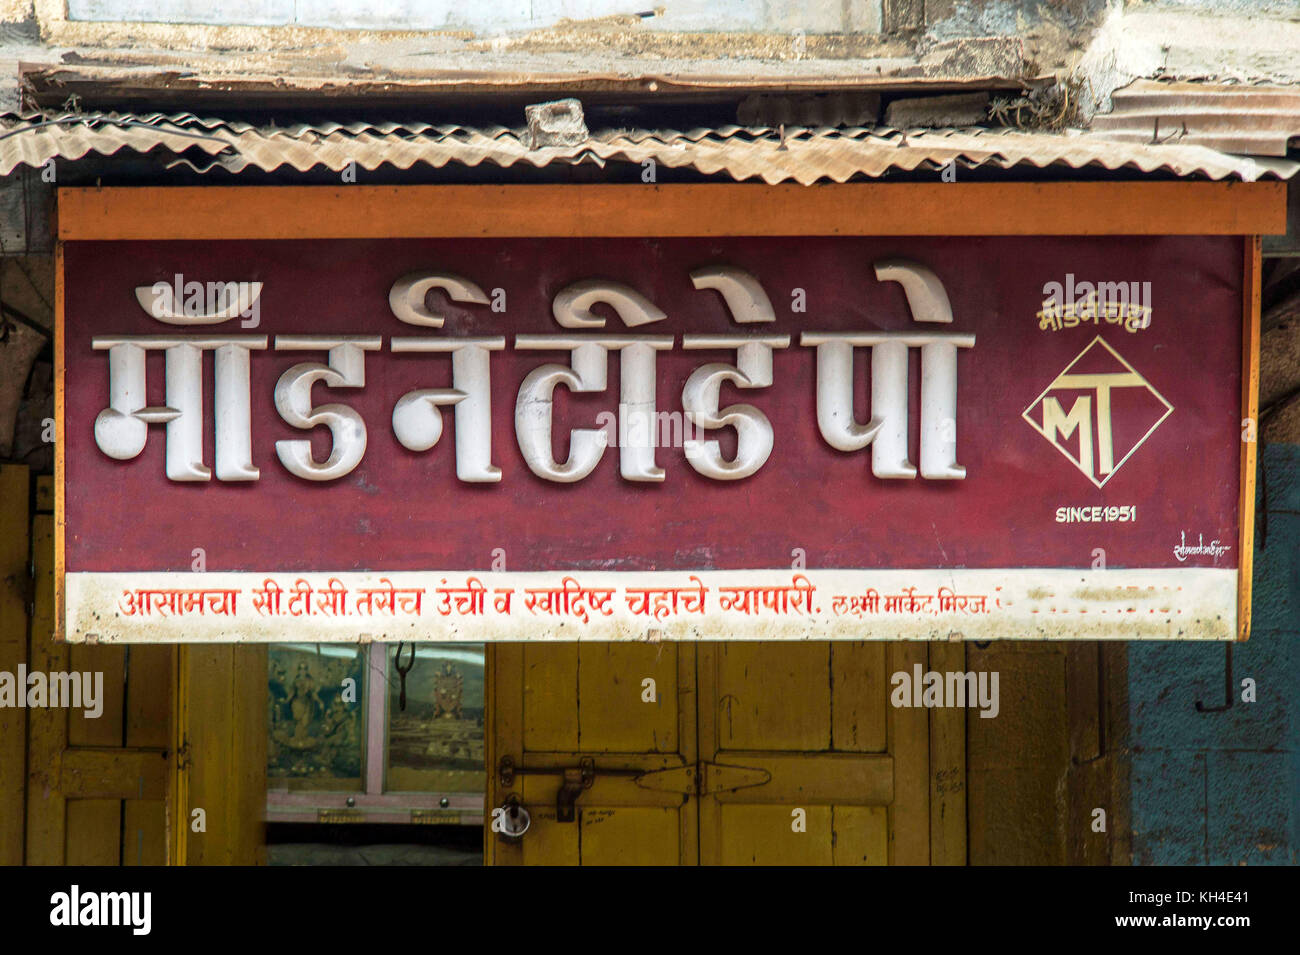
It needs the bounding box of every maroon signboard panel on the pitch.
[60,235,1244,643]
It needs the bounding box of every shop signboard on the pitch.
[54,184,1275,642]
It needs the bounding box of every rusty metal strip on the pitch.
[1092,80,1300,158]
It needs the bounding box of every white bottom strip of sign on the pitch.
[63,568,1237,643]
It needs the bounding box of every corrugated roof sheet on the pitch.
[1092,80,1300,158]
[1,111,1295,183]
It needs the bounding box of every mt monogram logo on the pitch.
[1023,336,1173,488]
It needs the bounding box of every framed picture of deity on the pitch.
[266,643,484,824]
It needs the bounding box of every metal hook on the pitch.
[1195,643,1234,713]
[394,642,416,712]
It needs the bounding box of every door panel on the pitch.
[699,642,925,866]
[719,805,834,865]
[888,642,932,865]
[176,645,267,865]
[487,643,698,865]
[712,805,888,865]
[831,806,890,865]
[578,806,683,866]
[577,643,680,754]
[714,642,831,750]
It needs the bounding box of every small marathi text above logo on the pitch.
[1023,336,1172,488]
[1036,274,1152,333]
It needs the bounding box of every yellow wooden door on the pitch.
[698,642,898,865]
[20,474,172,866]
[173,645,268,865]
[3,472,266,865]
[486,640,966,865]
[485,643,698,865]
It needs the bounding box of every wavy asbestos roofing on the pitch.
[0,112,1295,182]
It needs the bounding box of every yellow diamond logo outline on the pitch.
[1022,335,1173,489]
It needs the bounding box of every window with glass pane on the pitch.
[267,644,366,792]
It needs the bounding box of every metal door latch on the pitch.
[556,761,595,822]
[498,756,596,823]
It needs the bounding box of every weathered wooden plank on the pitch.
[58,184,1288,241]
[887,641,929,865]
[126,645,173,865]
[34,476,52,514]
[60,747,167,799]
[578,806,683,866]
[485,643,522,866]
[929,641,967,865]
[127,645,173,749]
[1238,236,1261,641]
[832,642,887,752]
[123,799,167,866]
[715,642,831,751]
[966,644,1070,865]
[711,753,893,805]
[178,644,231,865]
[578,643,678,754]
[695,642,723,865]
[674,643,698,866]
[522,643,578,753]
[184,643,267,864]
[65,800,120,866]
[67,645,124,747]
[231,645,267,865]
[832,805,889,866]
[0,464,30,865]
[1104,643,1132,866]
[25,513,67,864]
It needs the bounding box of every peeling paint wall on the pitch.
[65,0,886,35]
[1128,443,1300,866]
[0,0,1291,143]
[1074,5,1300,119]
[0,1,30,23]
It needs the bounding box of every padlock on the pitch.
[494,795,531,843]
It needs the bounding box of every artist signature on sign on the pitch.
[1173,532,1231,562]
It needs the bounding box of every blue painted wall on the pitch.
[1128,443,1300,865]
